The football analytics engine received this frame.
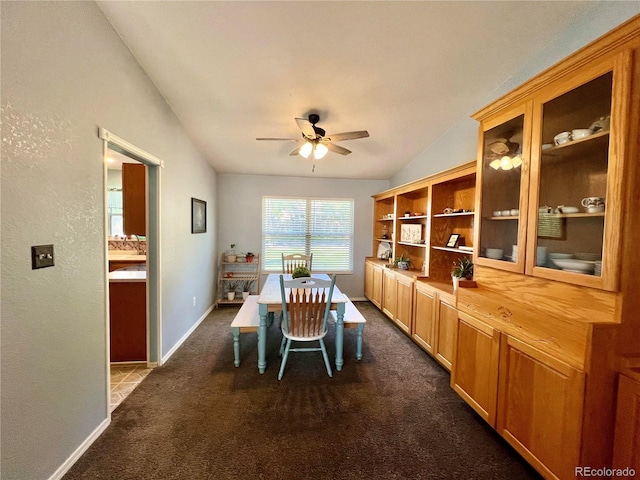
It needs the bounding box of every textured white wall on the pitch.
[391,2,640,187]
[217,174,389,299]
[0,2,217,479]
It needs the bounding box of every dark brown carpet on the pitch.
[64,302,541,480]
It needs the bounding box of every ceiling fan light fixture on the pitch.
[489,159,501,170]
[314,143,328,160]
[511,155,523,168]
[500,156,514,170]
[299,142,312,159]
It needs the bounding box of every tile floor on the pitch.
[110,364,152,412]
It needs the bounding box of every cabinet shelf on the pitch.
[221,275,258,280]
[487,212,605,221]
[398,241,427,248]
[542,130,609,154]
[432,246,474,254]
[399,215,428,220]
[377,218,394,222]
[433,212,475,218]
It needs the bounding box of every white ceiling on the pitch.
[97,1,594,180]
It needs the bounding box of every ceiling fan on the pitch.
[256,114,369,162]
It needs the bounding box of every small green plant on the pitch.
[393,253,412,269]
[291,266,311,279]
[239,279,254,292]
[452,257,474,280]
[225,280,240,292]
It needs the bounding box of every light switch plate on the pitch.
[31,244,54,269]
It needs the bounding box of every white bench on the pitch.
[330,296,366,360]
[230,295,261,367]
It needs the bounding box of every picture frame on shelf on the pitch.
[191,197,207,234]
[400,224,422,244]
[446,233,461,248]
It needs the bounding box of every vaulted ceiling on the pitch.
[98,1,595,180]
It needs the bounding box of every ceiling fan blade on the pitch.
[289,145,304,156]
[295,118,316,139]
[256,137,299,141]
[325,143,352,155]
[324,130,369,142]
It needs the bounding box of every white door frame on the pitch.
[100,128,164,415]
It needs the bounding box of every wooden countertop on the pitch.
[108,251,146,262]
[108,270,146,282]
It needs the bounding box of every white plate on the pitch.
[552,258,595,273]
[559,206,579,213]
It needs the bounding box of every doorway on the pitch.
[100,128,163,414]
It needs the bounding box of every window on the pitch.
[107,190,124,237]
[262,196,354,273]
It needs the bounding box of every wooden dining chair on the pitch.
[277,274,336,380]
[281,253,313,274]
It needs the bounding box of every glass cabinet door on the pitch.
[475,104,532,273]
[526,54,628,291]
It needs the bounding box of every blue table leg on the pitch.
[356,324,364,360]
[232,327,241,367]
[335,303,345,371]
[258,303,268,374]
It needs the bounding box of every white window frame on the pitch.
[262,196,354,274]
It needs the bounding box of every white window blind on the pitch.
[262,196,354,273]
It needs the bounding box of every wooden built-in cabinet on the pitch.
[122,163,146,236]
[459,18,640,479]
[367,18,640,480]
[364,261,383,309]
[451,311,500,425]
[367,162,476,362]
[497,335,585,480]
[380,268,413,334]
[412,282,436,354]
[412,281,458,371]
[395,274,413,333]
[382,268,396,320]
[371,162,476,285]
[474,44,629,292]
[433,293,457,370]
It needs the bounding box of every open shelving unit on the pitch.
[370,162,476,286]
[216,253,260,307]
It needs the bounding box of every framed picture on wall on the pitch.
[191,198,206,234]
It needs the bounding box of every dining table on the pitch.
[257,273,347,374]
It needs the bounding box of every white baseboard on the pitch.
[161,303,214,364]
[48,417,110,480]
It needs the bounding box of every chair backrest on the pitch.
[279,275,335,338]
[281,253,313,274]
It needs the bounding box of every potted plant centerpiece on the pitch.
[451,257,476,289]
[291,266,311,279]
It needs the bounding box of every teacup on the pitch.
[554,131,571,145]
[582,197,605,213]
[581,197,605,208]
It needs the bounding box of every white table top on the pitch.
[258,274,346,305]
